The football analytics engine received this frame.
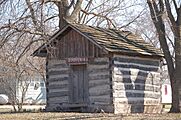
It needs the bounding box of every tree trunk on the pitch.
[57,2,69,29]
[170,8,181,111]
[169,73,180,112]
[147,0,181,112]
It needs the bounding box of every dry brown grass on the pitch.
[0,112,181,120]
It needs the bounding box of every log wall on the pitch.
[45,57,113,112]
[112,54,162,114]
[46,59,70,111]
[87,57,113,112]
[45,54,162,113]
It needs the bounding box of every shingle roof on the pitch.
[33,23,163,57]
[71,24,163,57]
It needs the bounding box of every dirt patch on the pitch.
[0,112,181,120]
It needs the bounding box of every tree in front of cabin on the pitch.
[147,0,181,112]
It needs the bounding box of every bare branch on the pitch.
[119,8,146,29]
[67,0,83,22]
[164,0,177,32]
[81,9,116,28]
[25,0,38,27]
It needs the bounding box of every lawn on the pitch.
[0,112,181,120]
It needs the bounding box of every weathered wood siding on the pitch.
[87,57,113,112]
[50,29,105,59]
[112,54,162,114]
[46,59,70,111]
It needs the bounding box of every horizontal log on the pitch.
[48,96,69,104]
[48,70,69,76]
[114,100,160,105]
[90,95,111,104]
[89,84,110,93]
[48,76,69,83]
[88,68,110,75]
[113,55,160,66]
[112,82,160,91]
[48,84,68,90]
[48,67,69,72]
[113,67,160,77]
[49,74,69,79]
[114,63,159,72]
[113,91,160,99]
[89,79,110,88]
[89,74,110,80]
[113,98,160,105]
[49,88,69,93]
[89,89,111,96]
[113,97,160,102]
[89,78,110,82]
[89,71,110,78]
[113,72,160,80]
[48,91,69,98]
[49,80,68,86]
[114,61,159,69]
[88,64,109,70]
[112,74,160,85]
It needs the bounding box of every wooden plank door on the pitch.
[70,65,88,104]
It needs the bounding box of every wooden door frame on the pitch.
[69,64,89,104]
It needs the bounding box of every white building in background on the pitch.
[16,75,46,105]
[161,65,172,104]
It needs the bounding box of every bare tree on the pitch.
[147,0,181,112]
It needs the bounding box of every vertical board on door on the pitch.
[69,65,88,104]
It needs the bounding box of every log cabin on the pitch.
[33,23,163,114]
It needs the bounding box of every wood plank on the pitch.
[49,67,69,72]
[88,68,109,74]
[89,84,110,93]
[49,74,69,79]
[90,95,111,104]
[112,91,160,99]
[48,70,69,76]
[48,91,69,98]
[114,61,159,69]
[114,63,159,72]
[113,99,160,105]
[113,54,160,63]
[113,97,160,105]
[89,71,110,78]
[48,84,68,90]
[49,76,69,82]
[89,79,110,88]
[49,88,69,93]
[48,96,69,104]
[89,89,111,96]
[88,64,109,70]
[112,82,160,91]
[113,67,160,76]
[49,80,68,86]
[89,74,110,80]
[112,74,160,85]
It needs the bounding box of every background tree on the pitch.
[147,0,181,112]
